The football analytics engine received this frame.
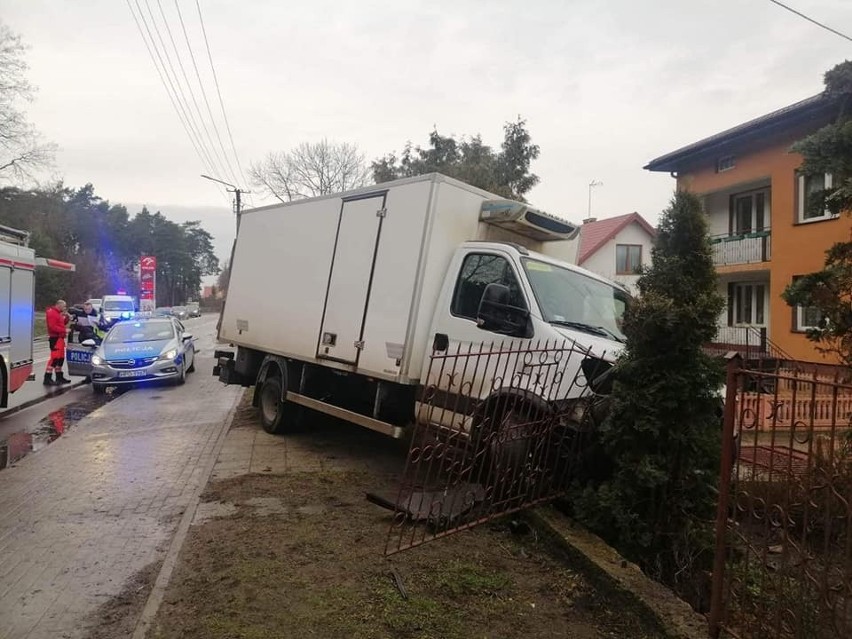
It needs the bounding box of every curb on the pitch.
[132,387,244,639]
[527,506,708,639]
[0,379,88,419]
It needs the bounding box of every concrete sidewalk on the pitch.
[0,352,240,639]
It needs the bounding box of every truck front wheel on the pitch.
[258,375,301,434]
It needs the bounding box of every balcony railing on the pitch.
[706,325,798,365]
[709,230,771,267]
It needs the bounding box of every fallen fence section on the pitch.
[383,339,608,555]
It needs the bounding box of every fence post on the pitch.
[709,353,741,638]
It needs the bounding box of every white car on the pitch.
[101,294,136,322]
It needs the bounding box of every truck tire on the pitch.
[472,402,539,478]
[258,375,301,434]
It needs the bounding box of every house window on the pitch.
[791,275,825,331]
[451,253,526,320]
[796,306,824,331]
[729,189,769,235]
[797,173,835,222]
[615,244,642,275]
[716,155,736,172]
[729,283,766,326]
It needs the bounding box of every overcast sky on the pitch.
[3,0,851,265]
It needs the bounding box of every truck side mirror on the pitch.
[476,283,533,339]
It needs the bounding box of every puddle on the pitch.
[0,391,125,470]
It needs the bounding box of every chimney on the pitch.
[582,217,597,224]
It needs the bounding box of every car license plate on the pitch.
[117,369,147,378]
[67,350,91,364]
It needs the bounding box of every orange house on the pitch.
[645,94,848,363]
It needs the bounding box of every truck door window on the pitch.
[451,253,527,320]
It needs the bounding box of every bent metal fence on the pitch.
[381,339,610,555]
[710,356,852,639]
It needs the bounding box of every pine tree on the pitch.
[575,190,724,582]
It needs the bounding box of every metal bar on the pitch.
[285,392,403,438]
[710,355,740,638]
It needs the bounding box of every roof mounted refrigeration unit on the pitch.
[479,200,579,241]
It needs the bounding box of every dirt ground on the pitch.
[85,560,163,639]
[147,397,666,639]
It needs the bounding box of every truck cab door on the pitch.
[422,250,535,407]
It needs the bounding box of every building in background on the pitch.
[558,212,656,292]
[645,93,845,363]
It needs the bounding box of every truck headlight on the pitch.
[91,355,103,366]
[160,349,177,361]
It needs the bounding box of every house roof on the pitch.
[577,212,656,265]
[644,93,840,173]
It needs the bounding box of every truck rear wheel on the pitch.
[258,375,301,434]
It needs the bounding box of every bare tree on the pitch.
[0,22,55,183]
[249,140,372,202]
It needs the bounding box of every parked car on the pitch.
[154,307,172,317]
[186,302,201,318]
[101,294,136,322]
[171,306,188,320]
[90,317,196,393]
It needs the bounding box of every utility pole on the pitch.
[200,174,250,232]
[587,179,603,220]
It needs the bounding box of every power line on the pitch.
[195,0,253,205]
[126,1,218,188]
[141,0,230,182]
[154,0,240,187]
[768,0,852,44]
[171,0,241,188]
[126,0,230,206]
[130,0,217,177]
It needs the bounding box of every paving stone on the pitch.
[0,351,240,639]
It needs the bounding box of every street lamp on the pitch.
[588,180,603,219]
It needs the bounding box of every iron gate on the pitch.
[710,357,852,638]
[382,339,609,555]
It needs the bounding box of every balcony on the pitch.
[710,230,771,267]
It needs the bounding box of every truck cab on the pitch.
[419,241,628,429]
[433,242,626,354]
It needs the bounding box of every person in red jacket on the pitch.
[45,299,71,386]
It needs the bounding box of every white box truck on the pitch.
[215,173,629,437]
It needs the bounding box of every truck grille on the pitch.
[107,356,158,369]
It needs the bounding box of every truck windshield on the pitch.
[104,300,134,311]
[521,258,629,342]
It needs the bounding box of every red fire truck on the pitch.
[0,224,75,407]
